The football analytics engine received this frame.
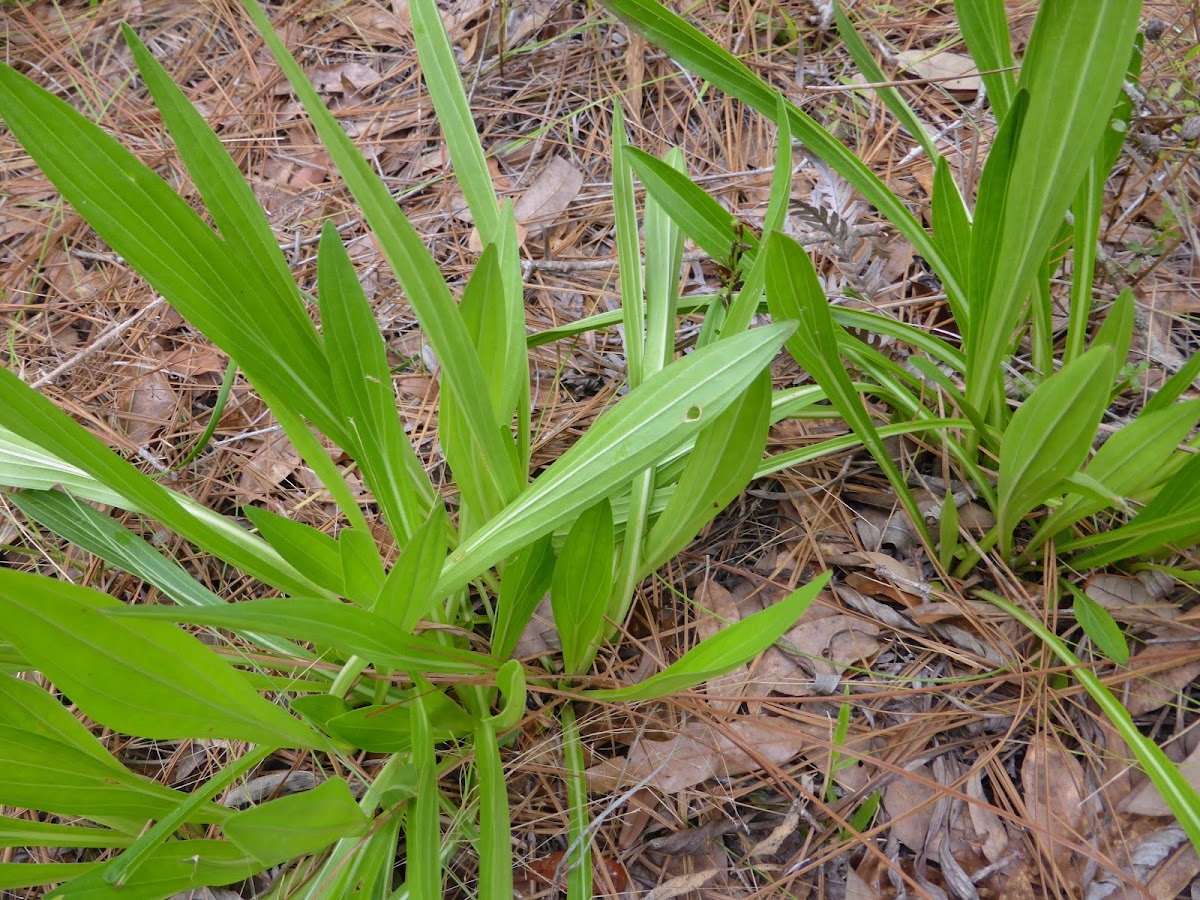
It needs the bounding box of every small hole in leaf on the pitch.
[684,405,702,422]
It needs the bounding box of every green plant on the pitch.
[594,0,1200,853]
[0,1,829,896]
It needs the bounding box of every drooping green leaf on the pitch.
[765,232,932,547]
[437,323,794,596]
[1062,581,1129,665]
[48,839,261,900]
[552,499,616,674]
[983,589,1200,856]
[584,572,830,702]
[627,146,759,267]
[995,346,1114,556]
[223,778,369,867]
[834,2,942,162]
[115,597,496,675]
[0,570,322,748]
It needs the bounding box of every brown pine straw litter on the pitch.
[2,1,1200,897]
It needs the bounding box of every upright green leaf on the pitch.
[552,499,616,674]
[954,0,1017,122]
[244,504,343,596]
[597,0,968,320]
[375,503,451,632]
[995,346,1114,556]
[339,527,386,605]
[964,0,1143,420]
[318,223,434,541]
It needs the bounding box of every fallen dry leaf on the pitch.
[585,718,814,794]
[883,761,940,852]
[1021,731,1092,877]
[1121,742,1200,817]
[513,156,584,237]
[116,358,177,446]
[895,48,981,96]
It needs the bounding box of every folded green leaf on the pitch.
[318,222,435,541]
[584,572,830,702]
[642,369,771,573]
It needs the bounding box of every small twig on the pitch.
[30,297,167,389]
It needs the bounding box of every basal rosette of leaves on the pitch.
[0,1,828,896]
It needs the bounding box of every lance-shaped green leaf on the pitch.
[954,0,1017,122]
[322,688,474,753]
[0,61,343,446]
[375,503,451,632]
[965,0,1143,420]
[223,778,369,867]
[0,816,131,850]
[241,0,520,511]
[339,527,387,605]
[995,346,1114,556]
[642,369,771,574]
[492,535,556,660]
[115,597,496,675]
[932,156,971,294]
[1062,581,1129,665]
[0,369,326,598]
[47,840,263,900]
[244,504,343,597]
[13,492,309,660]
[765,232,933,547]
[627,146,759,266]
[436,322,793,596]
[407,683,443,898]
[583,572,830,702]
[0,570,322,748]
[1069,451,1200,568]
[0,727,222,832]
[1027,399,1200,549]
[317,222,434,541]
[552,499,616,674]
